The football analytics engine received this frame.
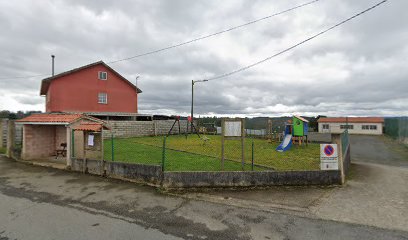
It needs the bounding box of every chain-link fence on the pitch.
[103,134,163,166]
[103,131,322,172]
[341,129,349,155]
[162,133,320,171]
[385,117,408,144]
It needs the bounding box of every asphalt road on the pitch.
[350,135,408,167]
[0,156,407,240]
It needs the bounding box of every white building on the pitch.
[318,117,384,135]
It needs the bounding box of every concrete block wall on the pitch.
[154,120,189,136]
[55,126,67,149]
[162,170,342,188]
[105,121,154,138]
[1,119,7,148]
[70,158,162,185]
[22,125,55,160]
[70,158,341,188]
[1,120,23,148]
[15,124,23,146]
[104,120,190,138]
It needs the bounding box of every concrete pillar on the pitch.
[21,125,27,160]
[331,134,345,184]
[1,119,8,148]
[66,127,72,167]
[6,120,15,159]
[153,121,157,136]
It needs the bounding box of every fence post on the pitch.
[111,134,114,162]
[71,129,75,158]
[161,136,166,171]
[251,139,254,171]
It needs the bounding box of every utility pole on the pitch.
[191,80,194,134]
[191,79,208,134]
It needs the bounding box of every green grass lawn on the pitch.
[104,135,320,171]
[0,147,6,154]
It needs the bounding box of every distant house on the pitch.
[318,117,384,135]
[40,61,142,118]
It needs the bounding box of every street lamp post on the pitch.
[191,79,208,134]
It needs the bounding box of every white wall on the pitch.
[318,122,383,135]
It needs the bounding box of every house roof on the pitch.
[318,117,384,123]
[16,113,107,127]
[294,115,309,123]
[16,113,83,124]
[40,61,142,95]
[72,123,110,131]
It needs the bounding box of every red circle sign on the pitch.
[324,145,334,156]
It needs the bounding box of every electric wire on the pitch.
[204,0,388,81]
[0,0,320,80]
[106,0,320,64]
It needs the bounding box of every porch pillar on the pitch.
[66,126,72,167]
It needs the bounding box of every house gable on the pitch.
[40,61,141,113]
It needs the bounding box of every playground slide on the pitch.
[276,134,292,152]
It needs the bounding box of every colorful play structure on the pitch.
[276,116,309,152]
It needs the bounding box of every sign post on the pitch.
[221,118,245,170]
[320,144,339,170]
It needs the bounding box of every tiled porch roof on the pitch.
[72,123,109,131]
[16,114,83,124]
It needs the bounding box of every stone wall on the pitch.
[71,158,162,185]
[104,120,190,138]
[162,170,342,188]
[70,157,342,188]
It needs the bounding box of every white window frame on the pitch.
[340,125,354,130]
[98,93,108,104]
[98,71,108,80]
[370,125,377,130]
[322,124,330,130]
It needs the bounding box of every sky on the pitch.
[0,0,407,117]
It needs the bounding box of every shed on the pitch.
[16,113,108,166]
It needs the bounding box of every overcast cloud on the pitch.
[0,0,407,117]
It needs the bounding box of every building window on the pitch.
[362,125,377,130]
[98,71,107,80]
[98,93,107,104]
[340,125,354,129]
[322,124,330,130]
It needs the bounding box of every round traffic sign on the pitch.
[324,145,334,156]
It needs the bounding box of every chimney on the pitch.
[51,55,55,76]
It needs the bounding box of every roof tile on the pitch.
[318,117,384,123]
[16,114,83,123]
[73,123,107,131]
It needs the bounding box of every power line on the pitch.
[0,73,49,80]
[107,0,320,64]
[0,0,320,80]
[205,0,388,82]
